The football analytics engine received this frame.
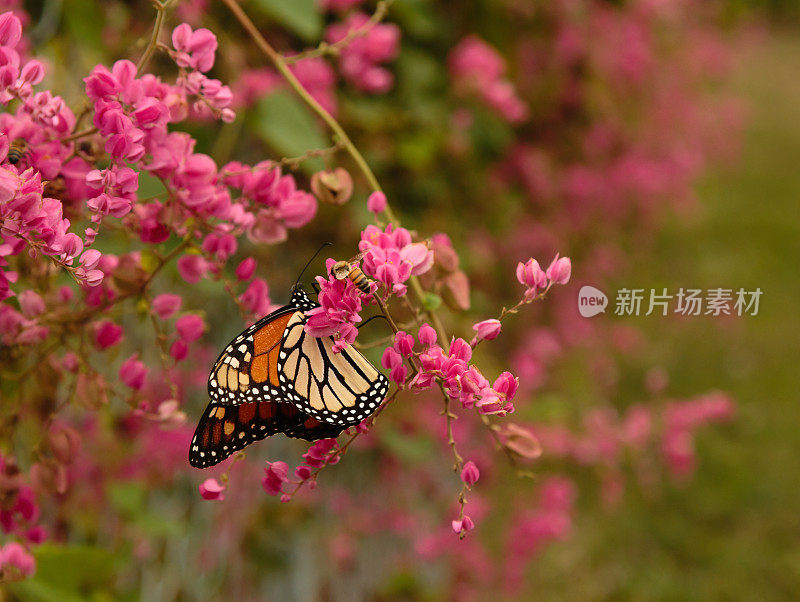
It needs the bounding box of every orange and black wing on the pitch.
[189,287,385,468]
[189,398,311,468]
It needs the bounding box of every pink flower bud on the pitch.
[451,515,475,535]
[0,12,22,48]
[516,258,546,289]
[262,461,289,496]
[367,191,387,214]
[20,60,44,85]
[235,257,256,281]
[199,478,225,501]
[0,542,35,577]
[381,346,402,370]
[295,465,312,480]
[18,290,45,317]
[493,371,519,401]
[170,339,188,361]
[177,255,208,284]
[393,331,414,357]
[449,337,472,362]
[472,318,501,342]
[152,293,182,319]
[176,314,205,343]
[418,322,437,346]
[171,23,193,52]
[60,233,84,259]
[93,320,123,349]
[84,269,104,287]
[546,254,571,285]
[119,353,148,390]
[460,461,480,486]
[79,249,101,270]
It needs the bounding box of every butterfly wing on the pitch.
[189,398,306,468]
[189,287,387,468]
[277,312,390,427]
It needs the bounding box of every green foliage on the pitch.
[251,0,323,42]
[10,545,118,602]
[254,90,328,172]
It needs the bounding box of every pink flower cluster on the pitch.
[662,392,734,479]
[260,439,341,501]
[326,13,400,94]
[408,325,519,416]
[304,259,367,353]
[358,224,433,296]
[0,12,44,104]
[222,161,317,245]
[448,36,528,123]
[0,453,47,578]
[516,254,572,300]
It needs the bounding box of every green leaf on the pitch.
[254,91,329,172]
[421,292,442,311]
[251,0,322,42]
[10,544,117,602]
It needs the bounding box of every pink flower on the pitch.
[381,347,406,384]
[199,478,225,501]
[0,541,35,577]
[0,12,23,49]
[177,255,209,284]
[472,318,501,342]
[305,261,364,351]
[367,191,386,214]
[460,461,480,486]
[119,354,148,390]
[170,339,188,361]
[418,323,437,346]
[262,461,289,496]
[152,293,182,319]
[546,254,571,285]
[235,257,256,281]
[516,258,547,293]
[172,24,218,73]
[239,277,271,316]
[359,224,433,295]
[18,290,44,317]
[302,438,340,468]
[451,515,475,535]
[393,331,414,357]
[326,13,400,94]
[93,320,123,349]
[176,314,205,343]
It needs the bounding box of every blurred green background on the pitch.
[527,32,800,600]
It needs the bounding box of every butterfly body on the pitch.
[189,286,388,468]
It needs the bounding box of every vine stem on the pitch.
[220,0,449,345]
[137,0,170,74]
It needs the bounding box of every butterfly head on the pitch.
[290,284,317,311]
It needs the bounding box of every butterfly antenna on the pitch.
[294,242,333,290]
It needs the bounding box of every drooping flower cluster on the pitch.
[448,35,528,123]
[0,12,44,105]
[326,12,400,94]
[262,439,341,500]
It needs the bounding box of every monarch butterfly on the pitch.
[189,284,389,468]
